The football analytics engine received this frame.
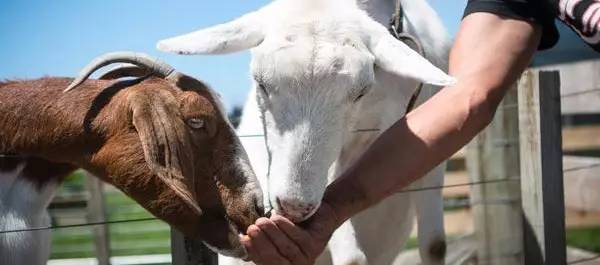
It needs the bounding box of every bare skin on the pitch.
[241,13,543,265]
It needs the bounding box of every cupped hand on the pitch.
[240,201,341,265]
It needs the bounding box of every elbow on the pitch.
[470,94,497,129]
[464,83,506,131]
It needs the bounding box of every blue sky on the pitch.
[0,1,466,108]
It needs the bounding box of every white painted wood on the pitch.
[467,85,523,265]
[518,70,566,265]
[536,60,600,114]
[171,229,217,265]
[84,172,111,265]
[563,156,600,213]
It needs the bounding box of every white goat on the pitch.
[158,0,453,264]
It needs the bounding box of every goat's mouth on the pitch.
[211,167,266,226]
[206,188,264,258]
[203,230,248,259]
[273,200,321,223]
[228,197,266,234]
[194,212,250,258]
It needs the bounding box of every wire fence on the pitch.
[496,86,600,112]
[2,160,597,236]
[568,254,600,264]
[0,218,157,235]
[0,179,508,235]
[1,77,599,262]
[561,88,600,99]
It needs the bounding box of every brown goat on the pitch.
[0,52,263,264]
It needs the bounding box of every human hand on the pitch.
[240,201,341,265]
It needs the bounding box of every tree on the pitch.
[228,106,243,128]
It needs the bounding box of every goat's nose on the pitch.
[275,197,318,223]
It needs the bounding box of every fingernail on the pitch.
[247,225,260,236]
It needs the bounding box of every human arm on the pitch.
[323,12,542,223]
[242,12,542,265]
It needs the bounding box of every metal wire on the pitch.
[0,178,517,235]
[237,134,266,138]
[561,88,600,98]
[0,154,23,158]
[0,145,596,234]
[0,217,158,235]
[568,254,600,264]
[496,88,600,111]
[564,163,600,173]
[396,178,516,194]
[236,129,382,139]
[1,89,598,235]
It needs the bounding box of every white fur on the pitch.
[159,0,451,264]
[0,164,60,265]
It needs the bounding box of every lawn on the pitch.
[49,173,600,260]
[566,227,600,253]
[50,173,171,259]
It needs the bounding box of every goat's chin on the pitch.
[204,238,247,258]
[274,201,321,223]
[202,227,247,258]
[222,217,250,258]
[195,214,250,258]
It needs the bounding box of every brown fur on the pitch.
[0,74,261,254]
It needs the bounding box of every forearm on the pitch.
[323,13,542,225]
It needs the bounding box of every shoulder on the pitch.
[463,0,559,50]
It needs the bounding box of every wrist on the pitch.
[322,173,370,226]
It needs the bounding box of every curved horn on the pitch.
[99,65,152,80]
[64,52,177,92]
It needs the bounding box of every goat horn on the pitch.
[64,52,177,92]
[99,65,151,80]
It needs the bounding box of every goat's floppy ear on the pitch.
[128,92,203,215]
[157,11,265,55]
[368,31,456,86]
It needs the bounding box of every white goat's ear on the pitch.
[369,33,456,86]
[157,12,265,55]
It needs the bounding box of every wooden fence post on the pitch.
[467,84,523,265]
[85,171,111,265]
[171,229,218,265]
[518,70,566,265]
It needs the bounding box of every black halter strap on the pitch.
[389,1,424,114]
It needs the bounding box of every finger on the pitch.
[240,235,256,262]
[270,215,317,257]
[247,224,292,265]
[256,218,309,265]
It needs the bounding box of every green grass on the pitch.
[50,173,171,259]
[405,237,418,249]
[566,227,600,253]
[50,174,600,260]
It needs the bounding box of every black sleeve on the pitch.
[463,0,559,50]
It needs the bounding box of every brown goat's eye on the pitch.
[187,118,205,129]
